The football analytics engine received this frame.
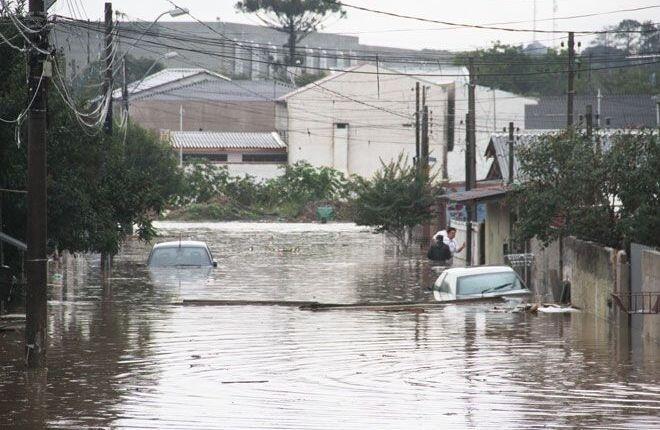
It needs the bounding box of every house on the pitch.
[169,131,287,180]
[113,68,293,133]
[525,95,657,130]
[276,63,448,178]
[391,65,537,183]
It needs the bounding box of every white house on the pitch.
[277,63,536,181]
[276,63,448,178]
[393,65,538,182]
[169,131,287,181]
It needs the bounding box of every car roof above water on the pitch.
[152,240,209,249]
[443,266,515,277]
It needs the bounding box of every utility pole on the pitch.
[465,58,477,267]
[421,105,429,176]
[567,32,575,129]
[467,58,476,190]
[415,82,420,166]
[102,2,113,134]
[597,88,602,128]
[26,0,50,368]
[585,104,593,140]
[122,57,129,116]
[179,105,184,167]
[508,122,515,185]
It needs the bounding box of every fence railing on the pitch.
[611,292,660,315]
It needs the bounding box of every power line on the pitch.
[327,1,660,35]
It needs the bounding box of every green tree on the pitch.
[0,16,182,263]
[235,0,345,67]
[511,131,659,249]
[352,155,441,252]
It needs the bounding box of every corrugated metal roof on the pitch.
[170,131,286,150]
[442,185,509,202]
[525,95,656,129]
[144,79,294,102]
[112,68,229,99]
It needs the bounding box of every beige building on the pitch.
[276,64,448,178]
[114,68,293,134]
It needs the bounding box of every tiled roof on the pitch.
[113,68,229,99]
[170,131,286,151]
[525,95,656,129]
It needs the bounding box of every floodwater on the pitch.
[1,222,659,429]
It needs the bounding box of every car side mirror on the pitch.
[212,261,218,268]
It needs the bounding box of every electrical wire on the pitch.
[327,1,660,35]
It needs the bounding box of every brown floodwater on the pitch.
[1,222,659,429]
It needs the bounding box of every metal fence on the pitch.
[611,292,660,315]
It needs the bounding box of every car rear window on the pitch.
[149,246,211,267]
[456,272,521,296]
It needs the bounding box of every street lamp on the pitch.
[121,6,189,60]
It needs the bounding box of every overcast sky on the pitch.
[51,0,660,51]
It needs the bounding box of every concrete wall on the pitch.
[530,238,561,301]
[284,64,447,178]
[128,100,277,133]
[225,163,284,181]
[640,249,660,344]
[563,237,618,321]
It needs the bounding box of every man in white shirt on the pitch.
[432,227,466,263]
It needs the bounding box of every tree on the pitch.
[510,131,660,249]
[0,17,182,267]
[352,155,441,252]
[613,19,641,54]
[235,0,345,67]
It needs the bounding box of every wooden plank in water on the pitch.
[179,299,319,307]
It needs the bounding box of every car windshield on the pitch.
[149,246,211,267]
[456,272,522,296]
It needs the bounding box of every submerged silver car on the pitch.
[147,240,217,268]
[433,266,531,302]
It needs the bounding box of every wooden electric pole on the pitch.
[122,57,129,117]
[585,104,593,140]
[421,105,429,176]
[26,0,50,368]
[464,58,477,266]
[508,122,515,185]
[567,32,575,129]
[102,2,113,134]
[415,82,420,165]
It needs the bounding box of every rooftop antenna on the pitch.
[533,0,537,42]
[552,0,558,47]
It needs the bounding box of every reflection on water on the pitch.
[1,222,658,429]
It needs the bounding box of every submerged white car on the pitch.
[433,266,531,302]
[147,240,217,268]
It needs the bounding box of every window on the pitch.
[148,246,212,267]
[335,123,348,129]
[456,272,521,296]
[242,153,288,163]
[183,153,228,163]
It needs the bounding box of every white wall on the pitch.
[284,64,447,178]
[225,163,284,181]
[447,85,537,182]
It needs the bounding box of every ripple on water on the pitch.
[0,222,658,429]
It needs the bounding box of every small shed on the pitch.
[169,131,288,180]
